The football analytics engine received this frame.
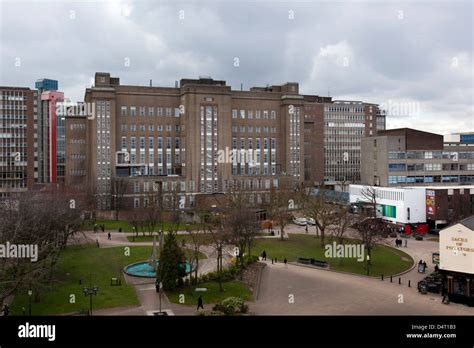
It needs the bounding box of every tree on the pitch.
[328,205,359,265]
[300,184,338,247]
[227,192,259,280]
[157,231,186,290]
[353,186,396,265]
[112,178,128,221]
[186,227,207,286]
[266,187,293,241]
[0,190,84,307]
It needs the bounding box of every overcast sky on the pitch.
[0,0,472,134]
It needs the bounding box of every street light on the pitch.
[83,286,99,316]
[366,255,371,275]
[28,290,32,316]
[155,280,164,315]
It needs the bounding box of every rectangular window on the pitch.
[232,109,237,119]
[271,110,276,119]
[240,110,245,119]
[148,107,154,116]
[130,106,136,116]
[121,106,127,116]
[139,106,145,116]
[248,110,253,119]
[263,110,269,119]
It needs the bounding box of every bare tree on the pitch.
[0,190,84,307]
[112,178,128,221]
[299,184,338,247]
[227,191,259,279]
[353,186,396,265]
[266,187,293,241]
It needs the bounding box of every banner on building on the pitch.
[426,190,436,218]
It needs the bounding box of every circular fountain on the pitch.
[123,235,192,278]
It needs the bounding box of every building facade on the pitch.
[0,87,36,198]
[361,128,474,187]
[323,101,385,187]
[64,72,384,210]
[35,79,65,184]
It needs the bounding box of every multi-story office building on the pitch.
[323,101,385,187]
[0,87,36,198]
[67,72,385,210]
[35,79,65,184]
[361,128,474,187]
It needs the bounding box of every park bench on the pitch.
[310,259,328,268]
[297,257,311,265]
[297,257,328,268]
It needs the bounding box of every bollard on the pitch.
[408,280,411,288]
[399,278,401,285]
[390,275,393,283]
[381,274,384,281]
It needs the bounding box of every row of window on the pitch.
[388,151,474,160]
[70,123,86,130]
[389,163,474,172]
[231,138,276,150]
[121,124,181,132]
[231,125,277,134]
[231,109,276,120]
[388,175,474,184]
[121,106,181,117]
[121,136,181,150]
[70,139,86,144]
[325,106,364,113]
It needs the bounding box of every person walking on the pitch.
[305,225,308,233]
[404,239,408,248]
[197,295,204,310]
[108,232,111,240]
[284,258,287,265]
[262,250,267,261]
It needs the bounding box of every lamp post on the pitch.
[28,290,32,316]
[155,280,163,314]
[83,286,99,316]
[367,255,371,276]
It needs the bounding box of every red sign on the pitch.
[426,190,436,218]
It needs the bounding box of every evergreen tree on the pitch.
[157,231,186,290]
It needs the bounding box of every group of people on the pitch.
[261,250,287,265]
[93,223,113,240]
[395,238,407,248]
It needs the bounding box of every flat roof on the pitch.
[412,185,474,190]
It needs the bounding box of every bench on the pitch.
[296,257,328,268]
[297,257,311,265]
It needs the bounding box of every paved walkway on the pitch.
[253,261,473,315]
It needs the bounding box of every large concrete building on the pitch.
[361,128,474,187]
[66,72,385,210]
[35,79,65,184]
[0,87,36,199]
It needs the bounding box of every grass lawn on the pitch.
[166,281,252,306]
[9,244,202,315]
[253,234,413,277]
[88,219,203,232]
[127,233,214,246]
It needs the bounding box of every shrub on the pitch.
[212,297,248,315]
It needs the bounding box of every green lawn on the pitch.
[253,235,413,277]
[166,281,252,306]
[9,244,202,315]
[88,219,203,232]
[127,234,214,246]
